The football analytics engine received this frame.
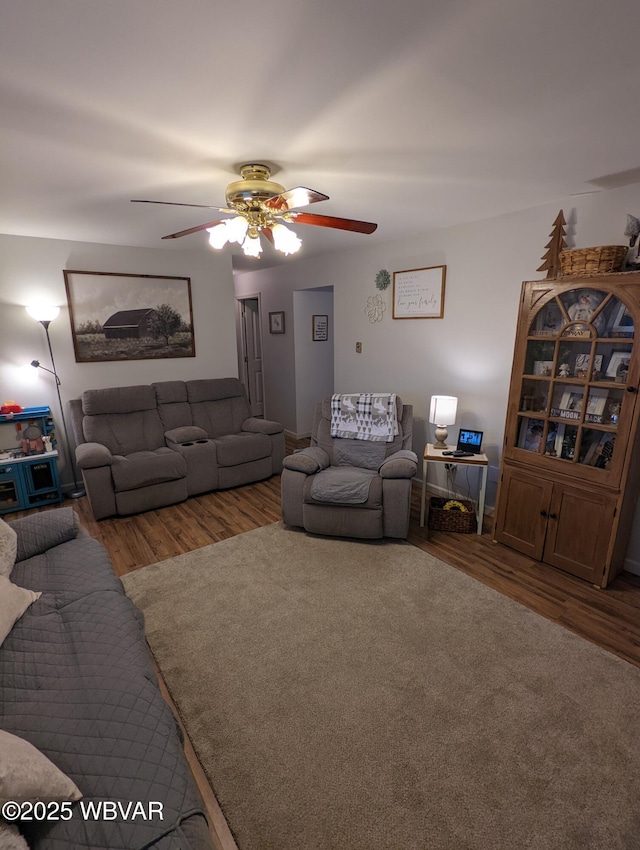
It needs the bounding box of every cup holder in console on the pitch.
[196,439,208,444]
[181,442,194,446]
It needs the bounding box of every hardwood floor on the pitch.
[13,439,640,669]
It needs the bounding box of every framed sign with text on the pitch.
[392,265,446,319]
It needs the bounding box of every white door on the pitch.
[237,297,264,417]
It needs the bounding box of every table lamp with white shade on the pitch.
[429,395,458,449]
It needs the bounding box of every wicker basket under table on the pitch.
[428,497,476,533]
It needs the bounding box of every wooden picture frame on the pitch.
[610,302,634,338]
[269,311,285,334]
[312,314,328,341]
[392,265,446,319]
[63,270,195,363]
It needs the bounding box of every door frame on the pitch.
[235,293,266,417]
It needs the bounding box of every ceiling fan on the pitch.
[132,163,377,259]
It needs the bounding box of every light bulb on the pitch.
[242,232,262,258]
[225,216,249,245]
[207,222,229,249]
[26,305,60,322]
[271,223,302,256]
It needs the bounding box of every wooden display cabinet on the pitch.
[493,273,640,587]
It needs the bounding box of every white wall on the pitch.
[0,233,237,483]
[235,184,640,573]
[293,287,334,437]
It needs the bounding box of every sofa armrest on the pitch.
[13,507,80,562]
[378,449,418,479]
[282,447,330,474]
[76,442,114,469]
[165,426,208,446]
[242,417,284,436]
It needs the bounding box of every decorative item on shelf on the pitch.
[1,401,22,416]
[375,269,391,291]
[624,214,640,269]
[21,423,44,455]
[559,245,628,277]
[26,305,85,498]
[428,497,476,533]
[42,435,53,453]
[558,363,570,377]
[537,210,567,279]
[429,395,458,449]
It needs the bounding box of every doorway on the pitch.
[235,296,265,417]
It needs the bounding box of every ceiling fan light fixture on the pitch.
[207,222,229,249]
[225,216,249,245]
[242,231,262,258]
[271,222,302,256]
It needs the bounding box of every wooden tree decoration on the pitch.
[537,210,567,278]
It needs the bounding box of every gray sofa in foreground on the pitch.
[70,378,285,520]
[281,395,417,539]
[0,507,214,850]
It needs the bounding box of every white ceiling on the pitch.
[2,0,640,270]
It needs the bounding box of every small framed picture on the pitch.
[312,314,329,341]
[269,311,285,334]
[606,351,631,379]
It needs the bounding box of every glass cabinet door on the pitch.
[513,288,635,474]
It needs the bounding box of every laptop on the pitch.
[444,429,484,457]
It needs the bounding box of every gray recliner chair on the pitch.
[281,394,417,539]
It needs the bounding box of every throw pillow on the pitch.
[0,820,29,850]
[0,519,17,578]
[0,731,82,805]
[0,577,41,647]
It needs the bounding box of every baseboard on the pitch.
[624,556,640,577]
[285,429,311,441]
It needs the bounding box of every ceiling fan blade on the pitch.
[132,199,235,214]
[162,218,228,240]
[264,187,329,212]
[262,227,274,245]
[289,212,377,234]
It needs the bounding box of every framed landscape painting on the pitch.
[63,270,195,363]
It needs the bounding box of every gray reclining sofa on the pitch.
[0,507,214,850]
[70,378,285,520]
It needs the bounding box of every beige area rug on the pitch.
[122,523,640,850]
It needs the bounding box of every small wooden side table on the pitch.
[420,443,489,535]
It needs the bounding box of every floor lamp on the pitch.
[26,305,85,499]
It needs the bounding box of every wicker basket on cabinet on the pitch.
[559,245,628,276]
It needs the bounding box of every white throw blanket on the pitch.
[330,393,399,442]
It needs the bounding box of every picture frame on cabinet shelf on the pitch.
[532,301,563,336]
[610,303,634,338]
[517,417,544,452]
[605,352,631,379]
[533,360,553,376]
